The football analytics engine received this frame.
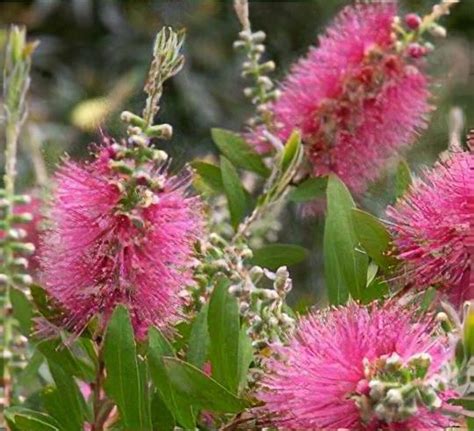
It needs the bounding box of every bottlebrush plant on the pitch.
[2,1,474,430]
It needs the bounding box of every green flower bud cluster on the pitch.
[356,352,447,425]
[234,29,280,129]
[192,231,295,354]
[0,192,35,290]
[103,130,170,218]
[119,27,184,148]
[391,0,454,59]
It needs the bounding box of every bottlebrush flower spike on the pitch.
[249,2,430,194]
[256,303,459,430]
[387,150,474,306]
[40,139,203,339]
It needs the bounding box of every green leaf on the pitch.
[360,278,389,304]
[148,327,195,429]
[163,357,248,413]
[103,305,151,430]
[187,305,209,369]
[208,276,241,393]
[151,392,175,431]
[16,350,43,387]
[212,128,269,177]
[191,161,224,194]
[237,326,253,393]
[279,131,301,173]
[5,407,61,431]
[420,287,437,311]
[42,362,89,430]
[250,243,308,270]
[395,159,412,200]
[37,339,95,382]
[220,156,247,229]
[288,177,327,203]
[352,209,397,270]
[10,287,33,335]
[324,175,368,304]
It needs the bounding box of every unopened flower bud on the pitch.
[146,124,173,140]
[229,284,243,297]
[404,13,422,30]
[109,160,134,175]
[233,40,246,50]
[239,30,252,42]
[10,213,33,224]
[408,43,427,59]
[280,313,295,328]
[249,265,264,283]
[408,352,431,372]
[8,228,27,240]
[385,352,402,371]
[12,257,28,269]
[240,247,253,260]
[13,194,31,205]
[422,387,442,409]
[239,302,250,314]
[152,149,169,163]
[12,273,33,286]
[260,61,276,73]
[257,76,273,90]
[10,242,35,255]
[429,24,447,38]
[251,31,266,43]
[244,87,255,98]
[369,380,385,401]
[386,389,403,406]
[120,111,146,128]
[129,134,149,147]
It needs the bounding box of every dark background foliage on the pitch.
[1,0,473,308]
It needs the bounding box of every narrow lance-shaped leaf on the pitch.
[250,244,308,270]
[324,175,368,304]
[279,130,302,174]
[37,339,95,382]
[288,177,328,203]
[5,407,61,431]
[212,128,270,177]
[220,156,248,229]
[237,325,253,394]
[10,287,33,336]
[191,161,224,194]
[103,305,151,430]
[42,362,90,430]
[163,357,248,413]
[147,327,195,429]
[187,305,209,369]
[352,208,398,270]
[395,159,412,200]
[208,276,241,393]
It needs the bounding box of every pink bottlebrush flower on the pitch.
[387,151,474,306]
[40,141,204,339]
[249,2,430,194]
[257,303,459,430]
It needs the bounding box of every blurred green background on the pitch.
[0,0,473,308]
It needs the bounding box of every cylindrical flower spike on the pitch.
[248,2,431,195]
[40,138,204,339]
[387,150,474,306]
[256,303,459,430]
